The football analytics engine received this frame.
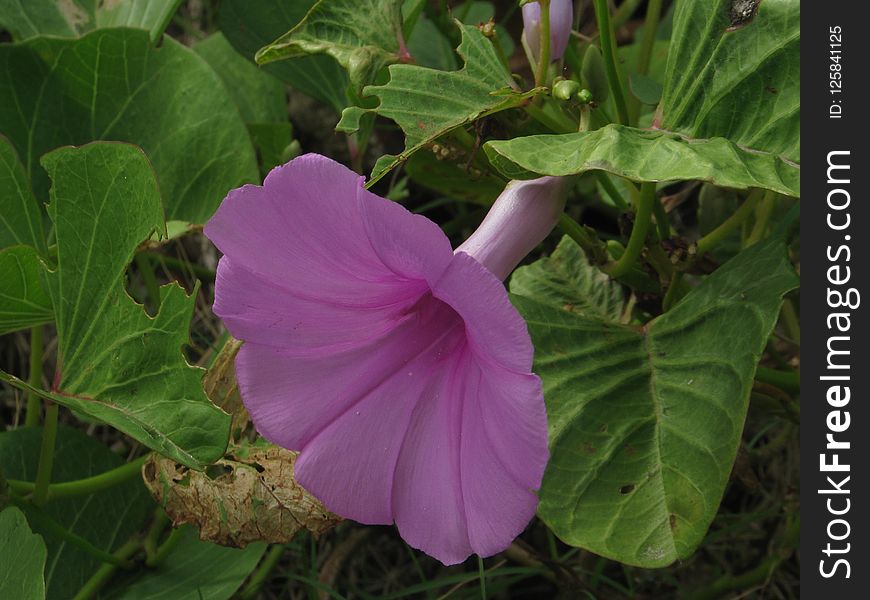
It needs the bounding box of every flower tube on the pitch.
[204,155,562,565]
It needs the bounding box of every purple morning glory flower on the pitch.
[523,0,574,62]
[204,154,561,565]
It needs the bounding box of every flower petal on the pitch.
[236,295,464,523]
[460,364,548,556]
[205,154,454,351]
[391,346,473,564]
[434,251,535,373]
[294,315,465,524]
[392,346,547,564]
[213,257,418,355]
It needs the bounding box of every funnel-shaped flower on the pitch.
[205,155,559,565]
[523,0,574,62]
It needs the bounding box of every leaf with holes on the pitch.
[0,143,230,468]
[0,28,257,224]
[510,236,798,566]
[337,22,537,184]
[255,0,404,90]
[143,444,341,548]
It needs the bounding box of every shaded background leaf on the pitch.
[0,246,52,335]
[219,0,349,113]
[0,0,181,42]
[0,506,47,600]
[0,28,258,225]
[109,525,266,600]
[0,426,150,600]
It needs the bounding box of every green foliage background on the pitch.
[0,0,800,598]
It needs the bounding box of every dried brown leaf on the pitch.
[202,337,250,439]
[143,444,341,547]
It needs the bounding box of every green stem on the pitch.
[24,326,44,428]
[239,544,287,600]
[612,0,644,29]
[578,105,591,132]
[557,213,608,265]
[8,454,149,501]
[592,0,629,125]
[71,537,141,600]
[523,101,576,133]
[143,252,215,281]
[662,272,683,312]
[595,172,628,209]
[645,241,674,280]
[534,0,552,87]
[490,30,512,72]
[687,513,799,600]
[33,402,58,506]
[781,299,800,345]
[635,0,663,76]
[146,526,183,567]
[652,190,670,240]
[696,189,762,254]
[746,190,777,247]
[143,508,170,563]
[478,556,487,600]
[135,252,161,315]
[755,367,800,395]
[628,0,663,122]
[605,182,655,277]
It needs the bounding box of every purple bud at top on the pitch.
[523,0,574,62]
[456,176,568,281]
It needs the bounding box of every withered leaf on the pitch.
[202,337,250,439]
[143,444,342,547]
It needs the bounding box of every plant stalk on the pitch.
[146,526,184,567]
[628,0,663,122]
[746,190,777,247]
[71,537,141,600]
[697,189,763,254]
[24,326,44,427]
[8,454,149,501]
[134,253,161,315]
[239,544,288,600]
[605,181,655,277]
[534,0,552,87]
[557,213,608,265]
[33,402,59,506]
[592,0,630,124]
